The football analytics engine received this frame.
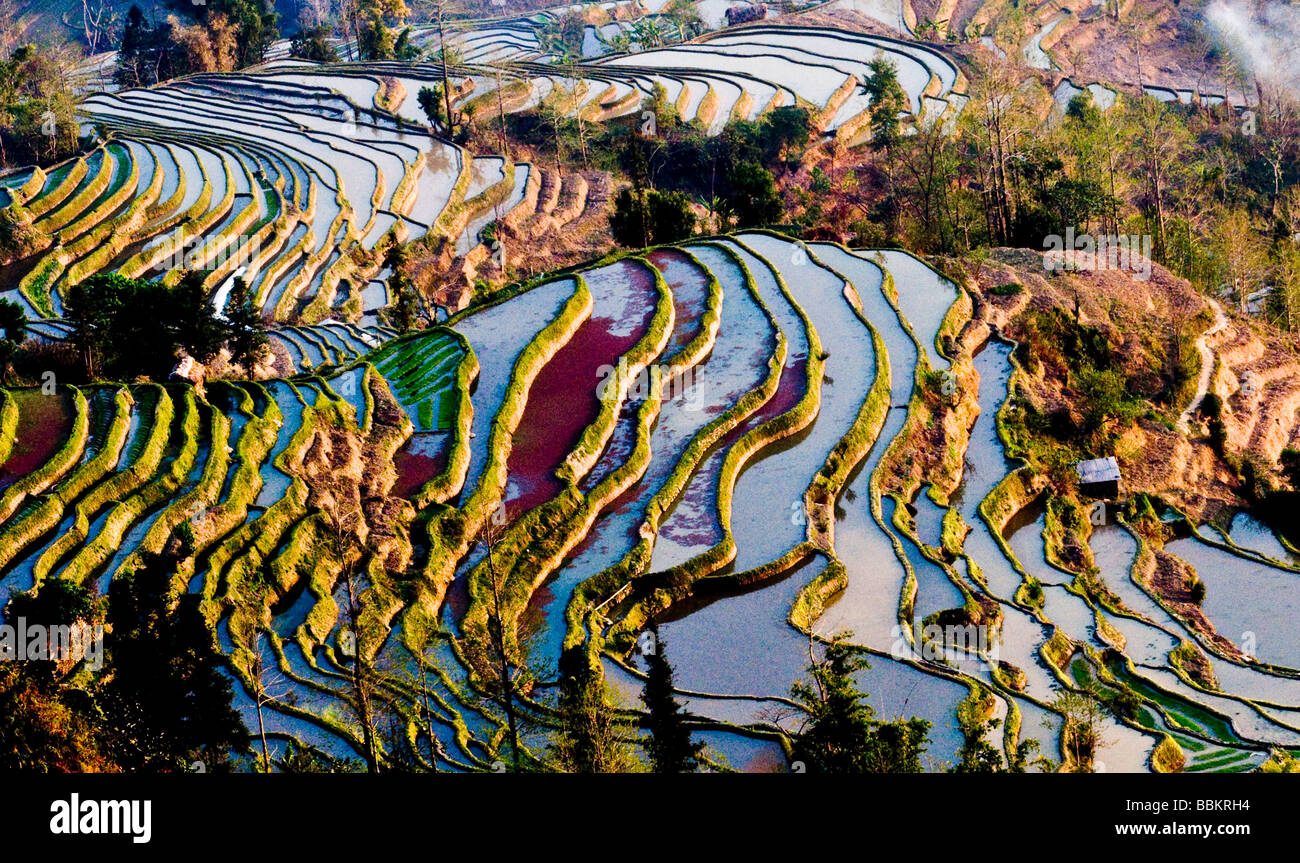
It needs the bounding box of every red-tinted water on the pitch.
[646,248,710,361]
[504,260,657,514]
[391,432,450,500]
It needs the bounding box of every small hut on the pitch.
[1076,456,1121,499]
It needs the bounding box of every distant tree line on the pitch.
[115,0,278,88]
[0,44,82,168]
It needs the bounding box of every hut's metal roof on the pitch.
[1076,456,1121,484]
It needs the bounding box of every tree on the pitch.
[223,276,269,372]
[1127,97,1193,264]
[551,646,637,773]
[356,0,409,61]
[723,161,781,228]
[0,205,43,263]
[610,187,696,248]
[118,1,276,86]
[949,694,1044,772]
[80,0,113,55]
[7,577,94,634]
[0,577,112,772]
[863,58,907,154]
[951,699,1004,773]
[479,515,522,770]
[101,552,249,771]
[66,272,132,378]
[0,296,25,382]
[170,12,241,74]
[789,634,930,773]
[639,623,702,773]
[428,0,459,138]
[66,269,261,380]
[228,621,295,773]
[384,238,421,332]
[1213,207,1268,314]
[1076,366,1140,441]
[114,5,165,88]
[275,739,361,773]
[1050,688,1109,772]
[290,25,339,62]
[212,0,278,68]
[322,495,381,773]
[1280,447,1300,489]
[418,84,446,129]
[0,663,114,771]
[172,269,228,363]
[0,44,81,165]
[408,635,448,771]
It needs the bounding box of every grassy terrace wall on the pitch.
[431,148,475,241]
[274,203,349,319]
[33,145,112,234]
[60,387,202,589]
[670,241,905,637]
[14,166,46,205]
[789,556,847,631]
[57,144,142,245]
[456,258,674,652]
[202,403,320,623]
[25,158,87,219]
[119,145,218,277]
[34,385,174,582]
[418,274,592,613]
[0,388,131,573]
[173,387,280,587]
[473,243,731,656]
[414,333,480,508]
[976,468,1045,588]
[61,153,164,287]
[0,387,90,526]
[559,257,673,484]
[0,390,17,467]
[129,392,231,569]
[803,248,893,541]
[590,237,809,648]
[869,250,974,502]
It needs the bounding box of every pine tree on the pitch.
[551,647,636,773]
[224,276,268,372]
[790,634,930,773]
[640,623,702,773]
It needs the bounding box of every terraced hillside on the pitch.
[1,66,542,329]
[401,20,966,139]
[4,0,1300,775]
[1,9,963,339]
[5,228,1299,773]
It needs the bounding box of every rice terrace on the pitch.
[0,0,1299,783]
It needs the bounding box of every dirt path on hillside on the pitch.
[1178,297,1228,432]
